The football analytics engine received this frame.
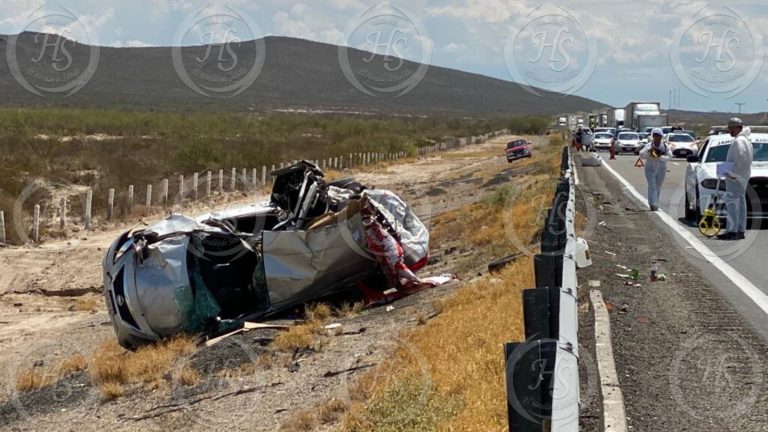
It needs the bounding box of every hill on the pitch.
[0,33,605,116]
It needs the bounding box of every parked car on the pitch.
[684,133,768,221]
[102,161,440,348]
[506,138,532,161]
[664,133,698,158]
[593,132,614,151]
[616,131,641,154]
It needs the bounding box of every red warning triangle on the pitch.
[634,158,645,167]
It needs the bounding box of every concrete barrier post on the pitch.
[162,178,169,208]
[193,173,199,200]
[0,211,5,244]
[107,188,115,220]
[84,189,93,230]
[127,185,134,213]
[146,184,152,214]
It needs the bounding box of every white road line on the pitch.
[590,290,629,432]
[601,161,768,316]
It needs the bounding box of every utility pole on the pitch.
[735,102,745,115]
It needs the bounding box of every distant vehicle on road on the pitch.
[593,132,614,151]
[506,138,532,161]
[684,133,768,221]
[616,131,641,154]
[664,133,698,158]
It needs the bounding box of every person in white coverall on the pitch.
[718,118,753,240]
[639,128,672,211]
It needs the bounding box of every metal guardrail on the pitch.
[505,146,580,431]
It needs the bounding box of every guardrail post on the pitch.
[505,340,557,431]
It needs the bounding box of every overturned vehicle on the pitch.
[102,161,452,348]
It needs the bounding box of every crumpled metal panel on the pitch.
[263,212,374,310]
[132,234,190,337]
[364,190,429,268]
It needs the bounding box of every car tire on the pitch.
[685,192,696,221]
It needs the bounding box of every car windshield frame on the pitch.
[618,132,639,140]
[668,134,694,143]
[594,133,613,139]
[705,142,768,163]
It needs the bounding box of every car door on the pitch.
[686,138,708,205]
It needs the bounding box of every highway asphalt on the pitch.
[590,151,768,340]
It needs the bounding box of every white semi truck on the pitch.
[624,102,667,131]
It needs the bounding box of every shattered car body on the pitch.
[102,161,442,348]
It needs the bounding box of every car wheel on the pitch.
[685,191,696,221]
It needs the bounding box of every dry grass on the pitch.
[72,295,102,312]
[15,353,89,391]
[318,398,349,424]
[336,301,364,318]
[280,409,318,432]
[340,144,562,431]
[272,324,316,351]
[305,302,333,322]
[90,335,197,398]
[179,365,201,387]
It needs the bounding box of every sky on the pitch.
[1,0,768,113]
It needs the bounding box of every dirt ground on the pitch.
[0,135,545,431]
[575,153,768,431]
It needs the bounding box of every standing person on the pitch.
[718,118,753,240]
[639,128,672,211]
[574,127,583,152]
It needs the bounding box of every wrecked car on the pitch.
[102,161,451,348]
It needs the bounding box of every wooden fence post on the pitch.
[218,169,224,194]
[206,171,212,197]
[252,168,258,189]
[231,168,236,191]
